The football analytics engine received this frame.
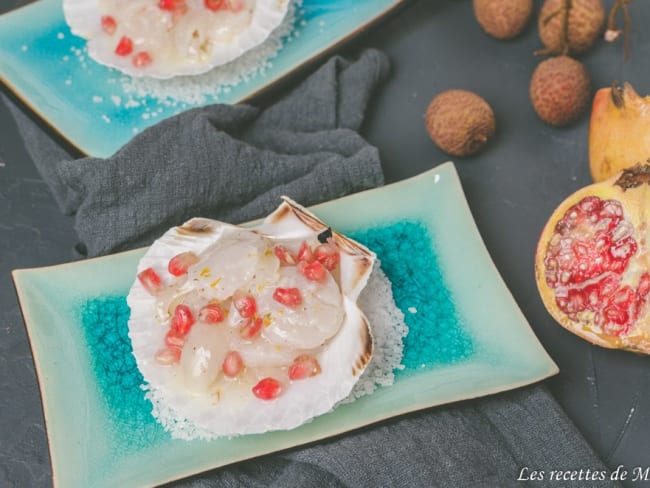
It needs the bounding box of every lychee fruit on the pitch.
[538,0,605,55]
[530,56,591,127]
[425,90,496,157]
[473,0,534,40]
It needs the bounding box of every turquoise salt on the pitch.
[351,221,474,371]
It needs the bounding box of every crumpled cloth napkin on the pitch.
[7,49,387,257]
[4,49,617,487]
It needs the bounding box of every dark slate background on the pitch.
[2,0,650,486]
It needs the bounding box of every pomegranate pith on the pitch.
[535,164,650,353]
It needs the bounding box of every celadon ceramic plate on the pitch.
[12,163,558,487]
[0,0,407,158]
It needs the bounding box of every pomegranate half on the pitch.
[535,164,650,354]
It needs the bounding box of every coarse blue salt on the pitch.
[350,221,474,371]
[20,44,28,52]
[92,96,103,103]
[57,32,65,40]
[111,95,122,106]
[102,114,111,123]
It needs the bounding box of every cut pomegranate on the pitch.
[239,316,263,339]
[288,354,321,380]
[297,241,314,263]
[222,351,243,377]
[101,15,117,35]
[168,251,199,276]
[198,303,225,323]
[252,377,283,400]
[299,260,327,282]
[274,245,296,265]
[132,52,152,68]
[535,164,650,354]
[137,267,163,295]
[170,304,195,336]
[204,0,227,11]
[114,36,133,56]
[314,242,340,271]
[233,291,257,318]
[273,287,302,307]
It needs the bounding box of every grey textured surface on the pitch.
[2,0,650,486]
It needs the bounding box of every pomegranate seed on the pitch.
[198,303,225,323]
[222,351,243,377]
[273,287,302,307]
[165,328,185,349]
[137,267,163,295]
[297,241,314,263]
[171,304,195,335]
[314,243,340,271]
[101,15,117,35]
[158,0,187,13]
[299,260,327,282]
[274,245,296,265]
[132,51,152,68]
[114,36,133,56]
[168,251,199,276]
[252,377,283,400]
[228,0,244,11]
[233,291,257,318]
[288,354,321,380]
[155,347,181,365]
[204,0,227,11]
[239,317,263,339]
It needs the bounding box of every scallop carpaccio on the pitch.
[535,164,650,353]
[127,197,376,437]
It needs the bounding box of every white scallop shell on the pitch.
[63,0,290,79]
[127,197,375,437]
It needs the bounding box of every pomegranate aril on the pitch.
[115,36,133,56]
[228,0,244,11]
[133,52,152,68]
[199,303,225,323]
[252,377,283,400]
[273,287,302,307]
[165,329,185,349]
[171,304,195,335]
[239,317,263,339]
[101,15,117,35]
[159,0,187,13]
[288,354,321,380]
[299,260,327,282]
[233,291,257,318]
[297,241,314,263]
[137,267,163,295]
[274,245,296,265]
[155,347,181,365]
[222,351,243,377]
[204,0,226,11]
[314,243,340,271]
[168,251,199,276]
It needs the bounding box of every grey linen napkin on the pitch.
[6,49,387,257]
[5,49,617,487]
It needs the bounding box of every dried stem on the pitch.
[605,0,636,61]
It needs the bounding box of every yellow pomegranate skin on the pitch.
[535,164,650,354]
[589,82,650,182]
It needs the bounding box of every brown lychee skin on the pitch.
[473,0,534,40]
[530,56,591,127]
[425,90,496,157]
[539,0,605,54]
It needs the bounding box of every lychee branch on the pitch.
[605,0,636,61]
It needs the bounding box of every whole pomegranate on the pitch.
[590,82,650,182]
[535,164,650,354]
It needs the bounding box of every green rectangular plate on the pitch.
[13,163,558,487]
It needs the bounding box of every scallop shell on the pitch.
[127,197,376,437]
[63,0,290,79]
